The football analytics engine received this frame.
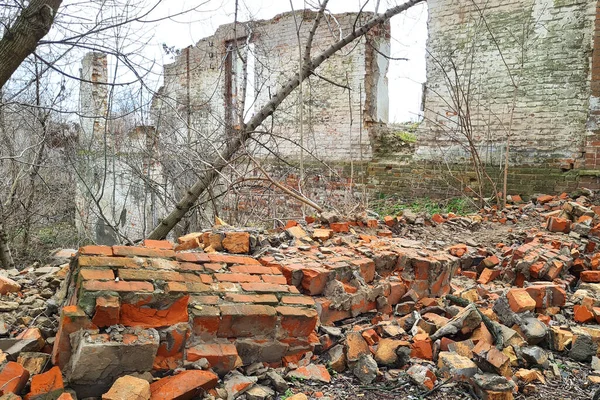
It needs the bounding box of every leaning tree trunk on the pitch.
[0,0,62,89]
[147,0,425,240]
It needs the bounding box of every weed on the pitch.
[280,389,294,399]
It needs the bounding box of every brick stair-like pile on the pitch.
[52,240,318,396]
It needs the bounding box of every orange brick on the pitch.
[143,239,173,250]
[410,333,433,360]
[240,282,290,293]
[25,366,63,399]
[191,306,220,340]
[120,295,189,328]
[52,306,97,368]
[83,280,154,293]
[462,271,477,280]
[177,262,205,272]
[218,304,277,337]
[214,273,261,283]
[150,370,218,399]
[330,222,349,233]
[281,295,316,306]
[222,232,250,254]
[0,361,29,395]
[301,268,330,295]
[261,275,287,284]
[79,268,115,281]
[224,293,279,304]
[546,217,571,233]
[208,254,260,265]
[482,255,500,268]
[230,265,281,275]
[574,304,595,323]
[506,289,536,313]
[187,343,240,375]
[351,258,376,283]
[79,255,145,268]
[154,324,189,370]
[113,246,175,258]
[79,245,113,256]
[276,306,318,338]
[0,276,20,295]
[581,271,600,282]
[477,268,500,284]
[92,296,120,327]
[176,252,211,263]
[165,282,210,293]
[118,269,183,282]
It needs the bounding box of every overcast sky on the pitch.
[143,0,428,122]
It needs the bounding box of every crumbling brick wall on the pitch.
[152,10,390,163]
[417,0,596,167]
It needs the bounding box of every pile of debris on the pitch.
[2,192,600,399]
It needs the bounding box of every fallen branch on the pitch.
[445,294,504,349]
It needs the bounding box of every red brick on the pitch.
[240,282,290,293]
[165,281,210,293]
[149,370,218,399]
[79,255,145,268]
[301,268,330,295]
[203,263,224,272]
[176,252,211,263]
[410,333,433,360]
[154,324,189,370]
[351,258,376,283]
[537,194,555,204]
[214,273,261,283]
[92,296,120,327]
[224,293,279,304]
[218,304,277,337]
[187,343,240,375]
[482,255,500,268]
[118,269,184,282]
[79,245,113,256]
[477,268,501,285]
[0,276,20,295]
[177,262,206,272]
[230,265,281,275]
[190,295,220,305]
[79,268,114,281]
[208,254,260,265]
[276,306,318,338]
[261,275,288,284]
[82,280,154,293]
[222,232,250,254]
[330,222,349,233]
[191,306,220,340]
[574,305,595,323]
[113,246,175,258]
[120,295,189,328]
[315,298,351,326]
[281,295,316,306]
[0,362,29,395]
[143,239,173,250]
[547,217,571,233]
[387,281,407,306]
[25,366,63,399]
[52,306,97,368]
[506,289,536,313]
[582,271,600,282]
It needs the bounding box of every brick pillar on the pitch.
[585,1,600,168]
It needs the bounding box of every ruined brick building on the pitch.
[77,2,600,243]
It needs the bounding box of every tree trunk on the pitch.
[0,0,62,89]
[147,0,425,240]
[0,222,14,269]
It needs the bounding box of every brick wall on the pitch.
[152,10,390,162]
[417,0,596,166]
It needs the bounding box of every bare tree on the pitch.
[148,0,425,239]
